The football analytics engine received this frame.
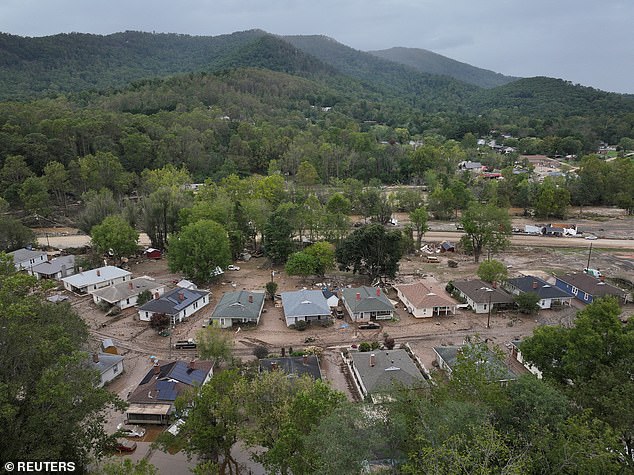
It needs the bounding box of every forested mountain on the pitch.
[474,76,634,116]
[368,46,518,88]
[3,29,634,123]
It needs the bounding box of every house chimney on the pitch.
[303,354,308,365]
[129,282,134,290]
[178,292,184,301]
[600,275,605,282]
[154,292,160,299]
[532,281,538,289]
[356,292,361,301]
[248,294,253,303]
[370,353,375,367]
[92,353,99,363]
[271,361,278,371]
[96,269,101,277]
[376,287,381,296]
[492,281,497,289]
[153,363,160,375]
[188,359,195,370]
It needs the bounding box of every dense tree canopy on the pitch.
[167,219,231,283]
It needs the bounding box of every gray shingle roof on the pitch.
[91,277,162,303]
[434,344,517,382]
[139,287,209,316]
[260,355,322,380]
[452,279,514,304]
[342,287,393,313]
[556,273,626,299]
[506,275,572,300]
[8,248,47,265]
[31,255,75,276]
[211,290,265,319]
[90,353,124,374]
[350,349,427,394]
[281,290,330,318]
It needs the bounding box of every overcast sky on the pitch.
[2,0,632,94]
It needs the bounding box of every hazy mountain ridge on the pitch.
[368,46,518,89]
[1,29,634,119]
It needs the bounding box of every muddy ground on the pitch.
[38,206,634,471]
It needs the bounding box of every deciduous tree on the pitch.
[91,215,139,261]
[460,203,511,263]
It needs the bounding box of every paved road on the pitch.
[38,230,633,251]
[424,231,634,250]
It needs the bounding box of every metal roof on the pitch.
[8,248,47,264]
[62,266,131,288]
[31,255,75,276]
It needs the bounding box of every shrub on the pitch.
[358,342,372,352]
[294,320,308,331]
[252,345,269,359]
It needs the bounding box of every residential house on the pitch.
[451,279,514,314]
[62,266,132,294]
[176,279,197,290]
[554,272,628,304]
[210,290,265,328]
[126,360,213,425]
[281,289,330,327]
[458,161,484,173]
[395,282,456,318]
[138,287,210,325]
[348,349,428,403]
[8,248,47,271]
[91,277,165,310]
[90,352,124,388]
[434,344,518,384]
[101,338,118,355]
[342,287,394,322]
[322,289,340,308]
[30,254,76,280]
[504,275,573,309]
[510,340,542,379]
[260,355,322,380]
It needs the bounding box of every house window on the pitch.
[113,364,119,374]
[572,287,578,296]
[126,298,130,305]
[583,292,589,300]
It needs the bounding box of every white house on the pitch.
[210,290,265,328]
[510,340,543,379]
[138,287,210,325]
[62,266,132,294]
[503,275,573,309]
[92,277,165,310]
[30,255,76,280]
[342,287,393,322]
[451,280,514,314]
[395,282,456,318]
[281,289,331,327]
[90,352,124,387]
[8,248,47,271]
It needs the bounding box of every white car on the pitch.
[227,265,240,271]
[116,423,146,438]
[585,235,598,240]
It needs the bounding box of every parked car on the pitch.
[227,264,240,271]
[115,439,137,453]
[116,423,146,438]
[585,235,598,240]
[359,322,381,330]
[174,339,197,349]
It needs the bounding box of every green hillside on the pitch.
[368,46,518,89]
